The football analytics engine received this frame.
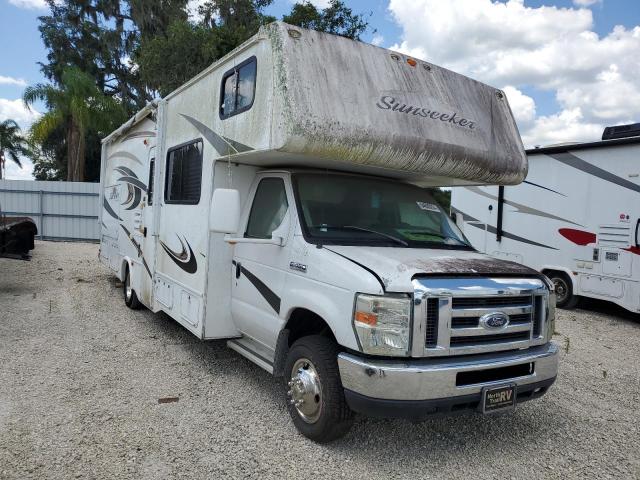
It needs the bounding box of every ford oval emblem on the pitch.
[480,312,509,329]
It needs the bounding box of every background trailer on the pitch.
[452,125,640,312]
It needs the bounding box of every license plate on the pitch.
[481,384,516,414]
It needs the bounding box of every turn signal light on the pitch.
[407,58,417,67]
[354,311,377,326]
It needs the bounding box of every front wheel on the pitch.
[284,335,354,443]
[548,272,578,309]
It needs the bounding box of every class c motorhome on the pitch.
[451,125,640,313]
[99,22,558,442]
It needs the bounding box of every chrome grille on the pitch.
[425,298,439,348]
[412,277,549,357]
[452,295,532,308]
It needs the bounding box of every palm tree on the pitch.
[23,67,126,182]
[0,119,31,180]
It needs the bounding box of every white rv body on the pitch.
[99,23,558,441]
[451,138,640,313]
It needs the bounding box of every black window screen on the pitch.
[164,140,203,204]
[220,57,257,119]
[147,158,155,205]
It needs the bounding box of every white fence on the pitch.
[0,180,100,242]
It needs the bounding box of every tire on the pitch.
[123,266,142,310]
[548,271,578,309]
[284,335,354,442]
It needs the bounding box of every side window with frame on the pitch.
[245,178,288,239]
[147,158,155,205]
[220,56,257,119]
[164,140,203,204]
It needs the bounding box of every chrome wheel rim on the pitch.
[288,358,322,424]
[125,274,132,301]
[553,278,568,303]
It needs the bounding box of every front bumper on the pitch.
[338,342,558,419]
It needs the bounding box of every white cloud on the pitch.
[0,99,40,181]
[573,0,601,7]
[502,86,536,126]
[7,0,47,9]
[0,75,27,87]
[3,158,34,181]
[388,0,640,147]
[0,98,40,128]
[287,0,331,8]
[371,34,384,47]
[521,108,604,148]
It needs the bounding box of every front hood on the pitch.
[325,246,540,292]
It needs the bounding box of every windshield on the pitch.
[292,173,473,249]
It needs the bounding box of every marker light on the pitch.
[407,58,417,67]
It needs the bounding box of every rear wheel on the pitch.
[548,271,578,309]
[123,266,141,309]
[284,335,354,442]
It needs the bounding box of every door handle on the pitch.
[635,219,640,248]
[235,261,242,279]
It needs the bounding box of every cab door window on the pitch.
[245,178,288,239]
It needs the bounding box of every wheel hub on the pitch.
[125,276,132,300]
[553,278,568,302]
[287,358,322,423]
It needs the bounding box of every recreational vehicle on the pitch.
[452,125,640,313]
[99,22,558,442]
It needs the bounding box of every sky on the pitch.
[1,0,639,180]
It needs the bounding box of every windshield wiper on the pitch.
[343,225,409,247]
[311,225,409,247]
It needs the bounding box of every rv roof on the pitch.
[526,135,640,155]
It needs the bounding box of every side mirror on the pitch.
[210,188,241,234]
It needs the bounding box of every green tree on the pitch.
[0,120,32,180]
[136,0,370,97]
[283,0,369,40]
[136,21,224,97]
[428,188,452,212]
[24,68,126,182]
[137,0,276,96]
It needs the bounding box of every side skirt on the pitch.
[227,337,275,374]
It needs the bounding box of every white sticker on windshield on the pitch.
[416,201,440,212]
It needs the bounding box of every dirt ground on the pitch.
[1,241,639,479]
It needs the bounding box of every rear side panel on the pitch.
[100,116,158,305]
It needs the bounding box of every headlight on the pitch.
[353,293,412,356]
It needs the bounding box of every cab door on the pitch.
[231,174,294,349]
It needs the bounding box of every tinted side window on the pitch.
[164,140,203,204]
[245,178,288,239]
[220,57,257,119]
[147,158,155,205]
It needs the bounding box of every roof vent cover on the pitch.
[602,122,640,140]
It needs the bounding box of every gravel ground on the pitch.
[1,241,639,480]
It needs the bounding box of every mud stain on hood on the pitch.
[396,256,541,277]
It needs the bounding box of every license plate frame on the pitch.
[481,384,517,414]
